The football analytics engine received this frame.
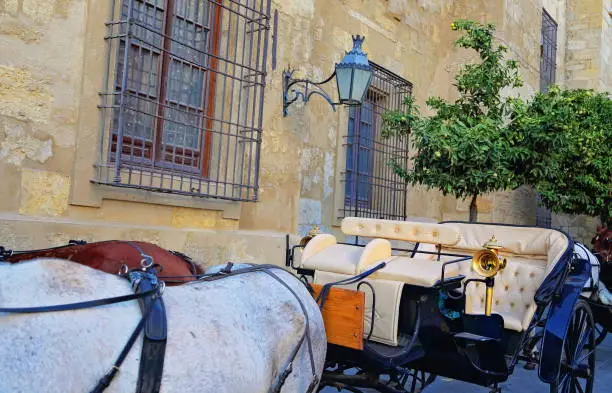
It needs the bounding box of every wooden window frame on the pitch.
[112,0,223,178]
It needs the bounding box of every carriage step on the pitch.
[363,338,424,368]
[454,332,497,343]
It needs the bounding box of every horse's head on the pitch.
[592,225,611,263]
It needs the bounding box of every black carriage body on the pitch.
[289,221,600,393]
[323,279,522,388]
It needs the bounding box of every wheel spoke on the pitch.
[571,310,586,351]
[575,377,586,393]
[571,311,580,340]
[410,371,418,391]
[574,325,592,357]
[559,372,571,393]
[564,334,572,360]
[555,302,595,393]
[577,348,596,364]
[595,323,608,346]
[569,378,578,393]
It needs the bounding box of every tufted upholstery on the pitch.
[314,270,404,346]
[341,217,461,246]
[441,223,570,331]
[301,236,392,275]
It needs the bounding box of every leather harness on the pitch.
[0,260,319,393]
[0,267,166,393]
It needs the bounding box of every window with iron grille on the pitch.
[536,9,557,228]
[341,63,412,220]
[97,0,271,201]
[540,9,557,92]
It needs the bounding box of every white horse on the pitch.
[0,259,326,393]
[575,242,612,305]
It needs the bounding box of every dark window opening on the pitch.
[342,62,412,221]
[537,9,558,228]
[540,9,558,92]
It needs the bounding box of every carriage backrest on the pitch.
[439,223,571,331]
[441,223,569,273]
[341,217,461,246]
[300,218,460,274]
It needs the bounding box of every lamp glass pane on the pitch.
[350,68,373,102]
[335,67,353,103]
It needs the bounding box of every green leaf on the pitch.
[380,19,612,225]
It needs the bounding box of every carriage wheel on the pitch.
[595,323,607,347]
[318,365,436,393]
[404,370,437,393]
[550,300,595,393]
[388,369,436,393]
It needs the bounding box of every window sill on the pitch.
[71,182,241,220]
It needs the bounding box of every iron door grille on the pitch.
[537,9,557,227]
[540,9,557,93]
[341,62,412,220]
[97,0,271,202]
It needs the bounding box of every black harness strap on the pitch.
[132,273,167,393]
[169,250,200,275]
[0,270,165,393]
[196,263,320,393]
[90,300,156,393]
[0,240,88,260]
[0,288,158,314]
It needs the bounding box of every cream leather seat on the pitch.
[300,218,464,346]
[300,235,393,275]
[370,256,461,287]
[301,218,464,286]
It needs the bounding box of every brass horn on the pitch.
[472,235,507,278]
[472,235,507,316]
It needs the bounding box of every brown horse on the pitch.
[593,224,611,263]
[0,240,203,285]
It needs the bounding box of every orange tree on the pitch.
[512,86,612,227]
[383,20,526,221]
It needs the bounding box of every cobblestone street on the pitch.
[321,334,612,393]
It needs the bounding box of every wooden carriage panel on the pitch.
[311,284,365,350]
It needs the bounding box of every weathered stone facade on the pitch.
[0,0,609,267]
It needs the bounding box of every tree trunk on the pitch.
[469,194,478,222]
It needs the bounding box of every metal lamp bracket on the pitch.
[282,67,338,117]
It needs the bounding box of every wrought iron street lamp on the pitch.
[282,35,373,117]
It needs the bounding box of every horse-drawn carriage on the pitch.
[287,218,612,393]
[1,219,611,393]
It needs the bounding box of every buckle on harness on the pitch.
[0,246,13,260]
[119,264,129,275]
[219,262,234,274]
[157,281,166,296]
[140,255,154,269]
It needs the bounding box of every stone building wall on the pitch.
[0,0,608,267]
[550,0,611,242]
